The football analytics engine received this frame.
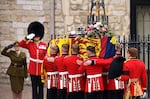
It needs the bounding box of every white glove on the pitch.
[26,33,35,40]
[84,60,95,66]
[140,92,147,98]
[76,60,83,65]
[84,60,92,66]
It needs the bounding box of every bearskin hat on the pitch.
[27,21,44,40]
[108,56,126,79]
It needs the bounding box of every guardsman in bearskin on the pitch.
[78,46,107,99]
[118,47,148,99]
[55,44,69,99]
[19,21,48,99]
[1,41,27,99]
[63,44,85,99]
[43,44,59,99]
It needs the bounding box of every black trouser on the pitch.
[131,96,140,99]
[57,88,67,99]
[85,91,103,99]
[47,87,57,99]
[107,90,124,99]
[30,75,44,99]
[68,91,84,99]
[103,90,109,99]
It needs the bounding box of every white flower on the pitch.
[70,31,76,34]
[96,22,102,26]
[94,22,102,29]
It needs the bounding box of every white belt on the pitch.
[47,72,58,89]
[114,79,119,90]
[59,71,68,89]
[114,79,124,89]
[59,71,68,75]
[69,74,83,78]
[87,74,102,92]
[47,72,58,75]
[87,74,102,79]
[69,75,82,92]
[30,58,43,63]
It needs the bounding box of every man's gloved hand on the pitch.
[76,60,83,65]
[25,33,35,40]
[7,44,14,49]
[84,60,92,66]
[140,92,147,98]
[84,60,95,66]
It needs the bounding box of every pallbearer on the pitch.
[43,44,59,99]
[107,44,125,99]
[78,46,105,99]
[63,44,85,99]
[55,44,69,99]
[82,44,122,99]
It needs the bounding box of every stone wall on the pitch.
[0,0,51,84]
[0,0,130,84]
[54,0,130,38]
[54,0,89,35]
[108,0,130,38]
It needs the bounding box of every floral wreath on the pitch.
[85,22,115,38]
[69,22,115,39]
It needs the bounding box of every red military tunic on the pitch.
[43,55,58,89]
[63,55,85,92]
[93,57,114,90]
[106,55,125,90]
[19,40,47,76]
[78,56,112,93]
[120,59,147,96]
[93,58,113,90]
[55,54,68,89]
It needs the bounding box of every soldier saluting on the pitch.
[19,21,48,99]
[1,41,27,99]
